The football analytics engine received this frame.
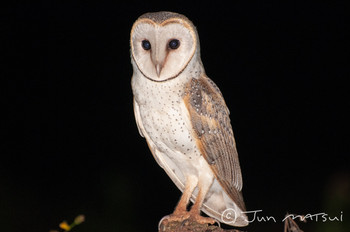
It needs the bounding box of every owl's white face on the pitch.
[131,18,197,82]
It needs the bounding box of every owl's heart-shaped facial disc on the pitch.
[130,15,197,82]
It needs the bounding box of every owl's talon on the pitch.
[158,215,170,230]
[180,218,189,227]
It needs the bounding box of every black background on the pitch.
[2,1,349,232]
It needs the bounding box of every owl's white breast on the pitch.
[131,61,210,179]
[133,72,193,153]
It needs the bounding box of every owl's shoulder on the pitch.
[183,75,228,112]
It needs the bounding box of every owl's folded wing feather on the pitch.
[183,75,246,211]
[133,97,145,138]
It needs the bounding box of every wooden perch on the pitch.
[158,218,243,232]
[158,213,305,232]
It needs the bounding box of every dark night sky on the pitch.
[2,1,349,232]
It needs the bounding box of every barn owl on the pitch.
[130,11,248,227]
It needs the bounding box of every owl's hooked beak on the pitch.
[151,48,166,77]
[155,64,162,77]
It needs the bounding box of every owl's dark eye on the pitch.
[142,40,151,50]
[168,39,180,49]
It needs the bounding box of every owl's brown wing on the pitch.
[183,75,246,211]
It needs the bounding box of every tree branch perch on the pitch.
[158,218,243,232]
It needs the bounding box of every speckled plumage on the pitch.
[130,12,248,227]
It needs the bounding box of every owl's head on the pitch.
[130,12,200,82]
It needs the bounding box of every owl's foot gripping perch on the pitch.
[159,208,216,226]
[158,175,216,230]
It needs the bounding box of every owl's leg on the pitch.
[173,175,198,216]
[188,177,216,224]
[160,175,197,223]
[159,175,215,225]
